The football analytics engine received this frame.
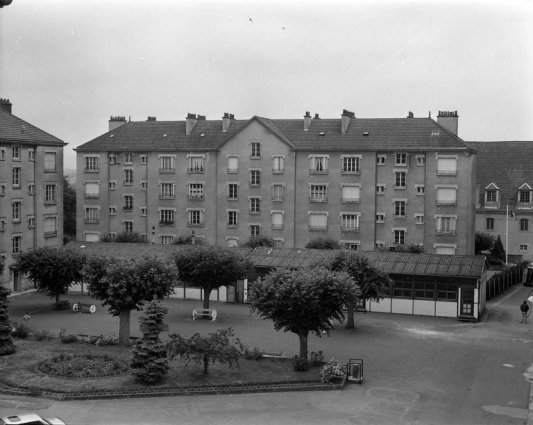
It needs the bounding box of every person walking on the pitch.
[520,301,529,323]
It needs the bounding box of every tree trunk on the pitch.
[119,309,131,346]
[203,355,209,374]
[202,288,211,310]
[55,294,60,304]
[298,331,308,359]
[345,302,355,329]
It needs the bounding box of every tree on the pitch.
[171,246,251,310]
[249,267,357,360]
[63,175,77,244]
[0,260,16,356]
[15,247,86,304]
[475,232,494,255]
[240,235,276,248]
[305,237,341,250]
[82,255,177,346]
[491,234,506,261]
[130,300,169,383]
[172,234,208,245]
[100,231,147,243]
[323,251,392,329]
[167,328,242,375]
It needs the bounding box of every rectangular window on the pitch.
[84,207,99,223]
[0,183,6,196]
[272,156,284,173]
[108,154,116,165]
[0,217,6,231]
[394,230,406,245]
[125,221,133,233]
[85,182,99,198]
[395,153,407,166]
[309,185,328,202]
[341,186,360,203]
[342,157,360,173]
[28,149,35,161]
[44,217,57,235]
[436,216,456,234]
[393,281,412,298]
[12,146,20,160]
[160,156,175,172]
[141,181,147,190]
[228,211,238,227]
[486,217,494,230]
[520,219,529,231]
[188,210,204,226]
[228,183,239,200]
[85,157,99,171]
[376,213,385,223]
[124,169,133,184]
[28,216,35,228]
[437,283,457,300]
[188,156,204,173]
[415,214,424,224]
[435,246,456,255]
[272,184,284,201]
[520,244,529,252]
[12,167,21,187]
[28,182,34,195]
[415,282,435,300]
[376,184,385,194]
[436,187,457,205]
[519,191,531,203]
[12,202,21,221]
[272,212,284,230]
[140,155,147,164]
[188,183,204,199]
[0,147,5,160]
[45,184,56,203]
[309,156,328,173]
[140,207,147,216]
[109,181,117,190]
[250,170,261,187]
[437,157,457,175]
[160,183,175,198]
[377,155,386,165]
[250,197,261,214]
[340,214,359,231]
[124,195,133,211]
[309,213,328,231]
[394,172,406,188]
[250,224,260,237]
[416,156,425,166]
[124,153,133,164]
[109,207,116,215]
[394,201,406,217]
[228,156,239,173]
[161,236,174,245]
[12,235,21,255]
[250,142,261,159]
[160,209,175,224]
[486,190,497,203]
[44,152,56,171]
[416,185,425,195]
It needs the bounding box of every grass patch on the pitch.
[0,338,324,395]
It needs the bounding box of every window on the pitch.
[415,185,425,195]
[124,195,133,211]
[416,156,425,166]
[309,185,328,202]
[227,211,238,227]
[160,209,175,224]
[160,183,175,198]
[124,169,133,185]
[109,181,117,190]
[436,187,457,205]
[28,148,35,161]
[436,216,456,234]
[140,155,148,164]
[250,224,260,237]
[394,172,406,189]
[12,235,22,255]
[28,182,34,195]
[250,142,261,159]
[394,229,406,245]
[228,183,239,200]
[485,189,498,204]
[109,154,116,165]
[435,245,456,255]
[44,152,56,171]
[341,185,360,203]
[309,212,328,231]
[340,214,359,231]
[0,217,6,231]
[394,200,406,217]
[377,155,386,165]
[0,147,5,160]
[309,156,328,173]
[85,156,99,171]
[124,221,133,233]
[12,201,21,221]
[342,156,360,173]
[342,242,360,250]
[272,156,284,173]
[188,209,204,226]
[84,232,100,242]
[393,281,412,298]
[84,207,99,223]
[415,282,435,300]
[85,182,99,198]
[140,207,147,216]
[45,184,56,203]
[486,217,494,230]
[436,282,457,300]
[12,167,21,187]
[437,157,457,175]
[44,217,57,235]
[0,183,5,196]
[376,213,385,223]
[124,153,133,164]
[160,156,175,172]
[249,197,261,214]
[520,244,529,252]
[109,207,116,215]
[376,184,386,194]
[271,211,284,230]
[250,170,261,187]
[12,146,20,160]
[188,156,205,172]
[272,184,284,201]
[28,216,35,228]
[161,235,175,245]
[520,219,529,231]
[188,183,204,199]
[395,153,407,166]
[141,181,147,190]
[415,214,424,224]
[228,156,239,173]
[519,191,531,204]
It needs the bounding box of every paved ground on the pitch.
[1,285,533,425]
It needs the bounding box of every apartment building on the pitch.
[75,109,476,254]
[467,141,533,262]
[0,99,66,291]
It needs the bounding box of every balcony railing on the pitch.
[309,196,328,203]
[159,168,176,173]
[84,193,99,199]
[188,167,205,173]
[159,220,175,226]
[437,170,457,176]
[309,168,328,175]
[123,206,133,211]
[272,196,284,201]
[187,194,204,200]
[436,229,456,235]
[227,168,239,174]
[187,221,204,227]
[272,168,285,174]
[271,224,284,230]
[341,197,360,203]
[436,200,457,206]
[340,226,360,232]
[159,195,176,200]
[84,168,99,172]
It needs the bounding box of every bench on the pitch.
[260,350,285,359]
[73,303,96,314]
[192,308,217,321]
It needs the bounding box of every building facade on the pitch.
[467,141,533,262]
[0,99,66,291]
[76,110,476,254]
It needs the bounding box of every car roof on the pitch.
[2,414,47,424]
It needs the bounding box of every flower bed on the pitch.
[37,353,128,379]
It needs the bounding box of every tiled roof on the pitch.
[466,141,533,208]
[0,108,66,146]
[76,114,471,153]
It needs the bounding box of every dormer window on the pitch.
[518,184,532,206]
[484,183,500,208]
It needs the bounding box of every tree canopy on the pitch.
[475,232,495,255]
[249,267,358,359]
[62,175,76,244]
[15,247,86,303]
[171,246,251,309]
[491,234,506,261]
[82,255,177,345]
[240,235,276,248]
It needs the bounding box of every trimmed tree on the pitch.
[15,247,86,304]
[475,232,494,255]
[83,255,177,346]
[323,251,392,329]
[491,234,506,261]
[130,300,169,383]
[171,246,251,310]
[0,260,16,356]
[249,267,358,360]
[240,235,276,248]
[305,237,341,250]
[62,175,77,244]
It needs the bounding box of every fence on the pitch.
[486,264,527,301]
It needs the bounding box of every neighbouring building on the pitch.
[0,99,66,291]
[467,141,533,262]
[75,109,477,254]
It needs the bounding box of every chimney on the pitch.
[407,111,414,118]
[341,109,355,135]
[314,113,320,119]
[0,98,12,114]
[222,112,234,132]
[303,111,312,131]
[146,116,156,121]
[109,116,127,132]
[186,113,198,135]
[437,110,459,136]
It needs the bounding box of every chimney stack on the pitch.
[109,116,127,132]
[146,116,157,121]
[314,113,320,119]
[0,98,12,114]
[222,112,234,132]
[303,111,312,131]
[186,113,198,135]
[341,109,355,135]
[407,111,414,118]
[437,110,459,136]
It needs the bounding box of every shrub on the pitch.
[0,285,16,355]
[310,350,324,366]
[243,346,263,360]
[38,353,128,378]
[32,329,52,341]
[11,322,30,339]
[320,357,347,383]
[173,234,208,245]
[59,328,78,344]
[53,300,71,310]
[293,356,309,372]
[240,235,276,248]
[305,237,341,250]
[95,335,118,346]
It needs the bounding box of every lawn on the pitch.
[0,336,330,397]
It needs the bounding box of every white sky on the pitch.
[1,0,532,170]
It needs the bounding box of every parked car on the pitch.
[1,413,66,425]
